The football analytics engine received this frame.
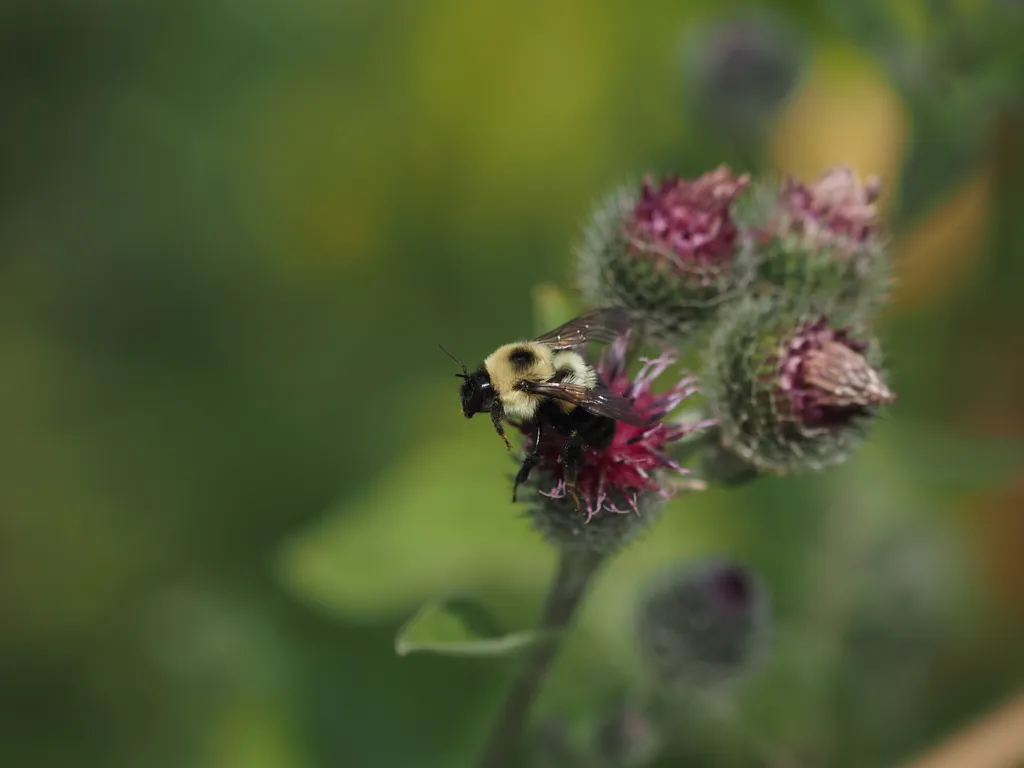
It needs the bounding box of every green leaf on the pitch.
[395,597,552,658]
[276,423,550,621]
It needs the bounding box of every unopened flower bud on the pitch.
[705,293,895,475]
[576,167,752,345]
[739,166,892,319]
[682,13,806,145]
[636,558,770,691]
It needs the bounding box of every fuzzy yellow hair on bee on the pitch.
[483,342,555,421]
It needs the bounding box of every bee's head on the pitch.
[459,369,495,418]
[440,345,495,418]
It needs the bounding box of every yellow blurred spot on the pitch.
[771,48,909,214]
[891,162,993,311]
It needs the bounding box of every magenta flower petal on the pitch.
[778,165,882,246]
[625,165,752,275]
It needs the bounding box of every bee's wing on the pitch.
[532,308,631,351]
[521,380,649,427]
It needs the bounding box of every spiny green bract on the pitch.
[703,290,895,477]
[521,487,666,556]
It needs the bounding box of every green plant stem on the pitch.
[475,548,605,768]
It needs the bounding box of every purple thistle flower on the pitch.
[517,335,712,524]
[575,165,755,345]
[625,165,752,277]
[735,167,893,325]
[777,165,882,247]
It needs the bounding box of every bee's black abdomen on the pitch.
[536,399,618,450]
[535,400,573,433]
[571,408,617,449]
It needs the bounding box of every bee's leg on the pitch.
[512,421,543,502]
[490,400,511,451]
[561,432,586,512]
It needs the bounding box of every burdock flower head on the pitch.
[705,292,896,476]
[576,166,752,345]
[636,557,771,692]
[519,335,712,554]
[779,165,882,245]
[740,165,892,320]
[628,167,750,267]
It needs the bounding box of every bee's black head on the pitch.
[439,344,495,418]
[458,369,495,418]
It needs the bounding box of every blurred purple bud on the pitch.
[683,13,806,142]
[636,558,771,691]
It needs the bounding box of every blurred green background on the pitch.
[2,1,1023,766]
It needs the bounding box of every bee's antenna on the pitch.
[438,344,469,378]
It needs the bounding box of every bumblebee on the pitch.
[441,308,647,507]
